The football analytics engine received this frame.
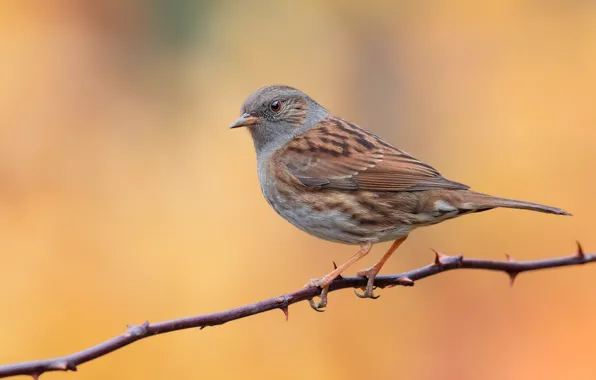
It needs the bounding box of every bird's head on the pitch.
[230,85,327,155]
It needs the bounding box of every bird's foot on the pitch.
[303,241,374,311]
[304,278,332,312]
[354,267,381,299]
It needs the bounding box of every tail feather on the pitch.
[460,191,571,216]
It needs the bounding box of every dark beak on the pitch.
[229,113,260,129]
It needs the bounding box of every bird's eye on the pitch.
[270,100,281,112]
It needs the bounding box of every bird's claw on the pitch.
[355,267,382,299]
[353,285,380,299]
[305,278,330,312]
[307,297,327,312]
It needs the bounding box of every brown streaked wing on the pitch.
[277,116,469,192]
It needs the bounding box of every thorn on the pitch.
[387,276,414,288]
[576,241,585,258]
[66,362,77,372]
[32,374,40,380]
[432,249,450,266]
[200,326,206,330]
[508,272,518,287]
[505,253,515,262]
[280,306,289,321]
[332,261,343,279]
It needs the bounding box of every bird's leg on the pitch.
[355,236,408,299]
[306,241,373,311]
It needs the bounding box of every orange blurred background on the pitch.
[1,1,595,379]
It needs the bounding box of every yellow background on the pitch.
[1,1,595,379]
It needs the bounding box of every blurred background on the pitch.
[0,1,595,379]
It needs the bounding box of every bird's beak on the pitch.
[229,113,260,129]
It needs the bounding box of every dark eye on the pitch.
[270,100,281,112]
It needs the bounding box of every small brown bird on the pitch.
[230,85,570,310]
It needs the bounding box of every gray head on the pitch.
[230,85,328,156]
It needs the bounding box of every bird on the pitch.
[230,85,570,310]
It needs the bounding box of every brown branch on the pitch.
[0,243,593,379]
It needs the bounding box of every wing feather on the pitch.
[276,116,469,192]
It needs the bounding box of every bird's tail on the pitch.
[459,191,571,216]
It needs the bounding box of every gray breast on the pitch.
[256,158,412,244]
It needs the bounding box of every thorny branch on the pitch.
[0,243,594,379]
